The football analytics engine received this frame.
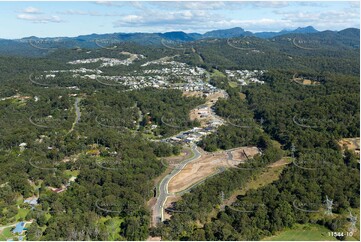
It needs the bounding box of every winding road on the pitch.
[153,143,201,224]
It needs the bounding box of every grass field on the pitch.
[211,69,227,78]
[64,169,80,178]
[239,93,246,100]
[229,81,238,88]
[262,224,338,241]
[220,158,290,206]
[205,157,290,223]
[0,227,13,241]
[234,157,291,197]
[14,208,29,221]
[99,216,124,240]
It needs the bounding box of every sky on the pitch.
[0,1,360,39]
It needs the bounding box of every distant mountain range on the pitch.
[201,26,319,39]
[0,26,359,57]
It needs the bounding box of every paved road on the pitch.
[153,143,201,224]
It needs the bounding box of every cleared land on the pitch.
[229,81,238,88]
[292,77,321,85]
[262,223,338,241]
[339,137,360,155]
[0,227,13,241]
[188,91,226,127]
[164,148,192,166]
[182,91,203,98]
[146,236,161,241]
[291,72,321,86]
[221,158,291,208]
[168,146,259,193]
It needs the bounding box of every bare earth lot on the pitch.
[187,91,226,127]
[168,146,259,193]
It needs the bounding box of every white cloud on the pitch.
[58,9,120,16]
[153,1,226,10]
[112,4,359,34]
[151,1,288,11]
[113,9,288,33]
[23,6,42,14]
[278,8,360,30]
[251,1,289,8]
[348,1,360,8]
[113,10,212,29]
[94,1,123,7]
[17,14,63,23]
[18,6,63,23]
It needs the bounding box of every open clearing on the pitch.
[238,158,291,195]
[220,157,291,208]
[292,77,320,85]
[163,147,192,167]
[339,137,360,155]
[201,157,291,223]
[168,146,259,193]
[188,91,226,127]
[182,91,203,98]
[239,93,246,100]
[262,223,338,241]
[229,81,238,88]
[291,73,321,86]
[0,227,13,241]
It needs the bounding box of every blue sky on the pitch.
[1,1,359,39]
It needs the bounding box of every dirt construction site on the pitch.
[187,91,226,127]
[167,146,260,194]
[163,146,260,219]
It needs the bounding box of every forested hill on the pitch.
[0,27,358,57]
[0,28,357,78]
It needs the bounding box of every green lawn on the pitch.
[211,69,226,78]
[99,216,124,240]
[262,224,338,241]
[0,227,14,241]
[229,81,238,88]
[14,208,29,221]
[64,170,80,178]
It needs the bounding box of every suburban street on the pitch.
[153,143,201,225]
